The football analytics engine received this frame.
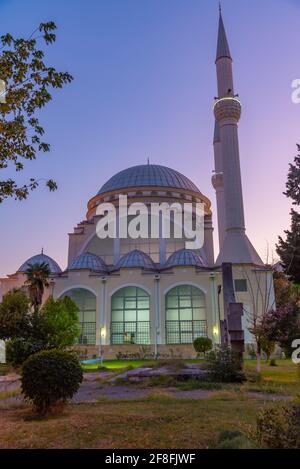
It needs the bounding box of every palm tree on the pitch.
[25,262,50,311]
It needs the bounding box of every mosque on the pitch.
[0,11,275,358]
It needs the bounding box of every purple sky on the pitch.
[0,0,299,276]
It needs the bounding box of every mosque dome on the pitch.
[18,253,62,274]
[68,252,108,272]
[115,250,157,270]
[164,249,206,269]
[98,164,201,195]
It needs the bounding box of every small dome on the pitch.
[68,252,108,272]
[164,249,206,269]
[18,253,62,274]
[98,164,200,195]
[115,250,157,270]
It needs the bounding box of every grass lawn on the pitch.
[81,360,156,371]
[81,359,205,371]
[244,359,300,397]
[0,396,263,449]
[0,359,299,448]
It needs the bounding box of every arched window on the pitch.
[111,287,150,345]
[165,285,207,344]
[61,288,96,345]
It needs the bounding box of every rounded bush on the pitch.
[21,349,83,414]
[193,337,213,356]
[256,404,300,449]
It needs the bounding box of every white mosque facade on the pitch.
[0,12,275,358]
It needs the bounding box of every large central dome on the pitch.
[98,164,200,195]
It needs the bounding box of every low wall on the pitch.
[75,344,198,360]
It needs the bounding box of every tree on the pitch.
[0,22,73,203]
[284,145,300,205]
[277,145,300,283]
[25,262,50,310]
[0,287,80,365]
[273,272,294,308]
[0,289,30,340]
[41,296,80,348]
[277,210,300,284]
[247,315,268,372]
[260,336,275,362]
[263,304,300,358]
[236,268,275,372]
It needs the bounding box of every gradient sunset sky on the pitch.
[0,0,299,276]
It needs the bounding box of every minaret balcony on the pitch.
[214,96,241,122]
[212,172,224,190]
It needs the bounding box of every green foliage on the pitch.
[273,272,294,308]
[41,296,80,348]
[0,289,30,340]
[261,336,275,361]
[207,347,246,383]
[21,349,82,414]
[284,145,300,206]
[256,404,300,449]
[217,430,254,449]
[0,22,73,203]
[2,291,80,365]
[25,262,50,310]
[6,337,45,366]
[193,337,213,356]
[277,145,300,283]
[277,210,300,284]
[263,305,300,358]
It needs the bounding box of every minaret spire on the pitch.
[215,8,234,98]
[213,9,263,266]
[216,7,232,63]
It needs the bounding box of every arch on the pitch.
[58,285,98,298]
[165,284,207,345]
[109,283,152,298]
[163,282,207,296]
[110,286,150,345]
[61,287,97,345]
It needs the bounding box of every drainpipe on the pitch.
[154,275,161,358]
[99,276,107,363]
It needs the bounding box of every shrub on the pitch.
[21,349,83,414]
[206,347,246,383]
[193,337,213,356]
[217,430,254,449]
[256,404,300,449]
[6,337,45,366]
[269,359,277,367]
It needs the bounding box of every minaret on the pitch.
[213,8,263,266]
[212,120,226,248]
